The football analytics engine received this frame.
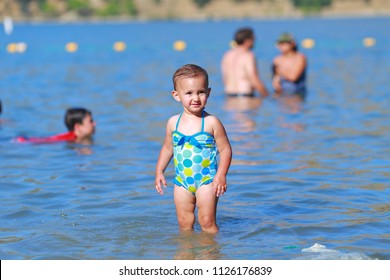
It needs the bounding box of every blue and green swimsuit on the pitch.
[172,111,218,195]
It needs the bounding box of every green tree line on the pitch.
[13,0,138,17]
[4,0,333,18]
[192,0,332,10]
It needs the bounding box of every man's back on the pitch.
[221,27,269,97]
[222,48,255,95]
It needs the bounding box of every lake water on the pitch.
[0,17,389,260]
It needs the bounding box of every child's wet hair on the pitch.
[172,64,209,90]
[64,107,91,131]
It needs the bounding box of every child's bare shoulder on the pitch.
[168,114,181,123]
[204,113,224,132]
[205,113,221,124]
[166,114,180,130]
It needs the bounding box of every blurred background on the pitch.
[1,0,390,21]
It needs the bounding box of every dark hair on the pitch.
[172,64,209,90]
[271,64,277,78]
[64,107,91,131]
[234,28,254,45]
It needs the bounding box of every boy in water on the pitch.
[155,64,232,234]
[16,107,95,144]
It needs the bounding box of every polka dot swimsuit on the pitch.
[172,111,218,195]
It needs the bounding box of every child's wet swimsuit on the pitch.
[15,131,76,144]
[172,111,218,195]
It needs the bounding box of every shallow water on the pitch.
[0,17,389,260]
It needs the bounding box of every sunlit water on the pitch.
[0,17,389,260]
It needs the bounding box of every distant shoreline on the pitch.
[7,13,390,25]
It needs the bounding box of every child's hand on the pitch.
[155,174,167,195]
[212,176,227,197]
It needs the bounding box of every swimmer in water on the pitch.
[155,64,232,234]
[15,107,96,145]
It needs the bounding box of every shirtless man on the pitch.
[221,27,269,98]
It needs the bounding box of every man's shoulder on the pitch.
[222,48,235,58]
[237,49,255,59]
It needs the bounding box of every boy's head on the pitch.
[172,64,209,90]
[234,27,254,45]
[64,108,95,140]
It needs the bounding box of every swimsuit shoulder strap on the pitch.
[175,112,183,130]
[201,110,205,132]
[176,111,205,132]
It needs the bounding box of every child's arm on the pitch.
[155,117,175,195]
[211,117,232,197]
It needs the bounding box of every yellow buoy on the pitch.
[16,42,27,53]
[65,42,78,53]
[173,40,186,51]
[363,37,376,47]
[113,41,126,52]
[7,43,18,53]
[229,40,237,49]
[7,42,28,53]
[301,38,315,49]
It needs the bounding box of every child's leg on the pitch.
[196,184,219,234]
[174,185,196,231]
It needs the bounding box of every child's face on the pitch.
[172,76,210,115]
[75,114,96,139]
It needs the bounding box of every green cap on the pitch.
[277,33,295,43]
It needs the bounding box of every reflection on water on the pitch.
[274,94,305,114]
[223,96,262,134]
[274,95,306,132]
[66,143,94,155]
[0,18,389,260]
[174,231,224,260]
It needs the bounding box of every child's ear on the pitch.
[207,87,211,96]
[74,123,80,132]
[172,90,181,102]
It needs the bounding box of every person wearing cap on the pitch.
[272,32,307,99]
[221,27,269,98]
